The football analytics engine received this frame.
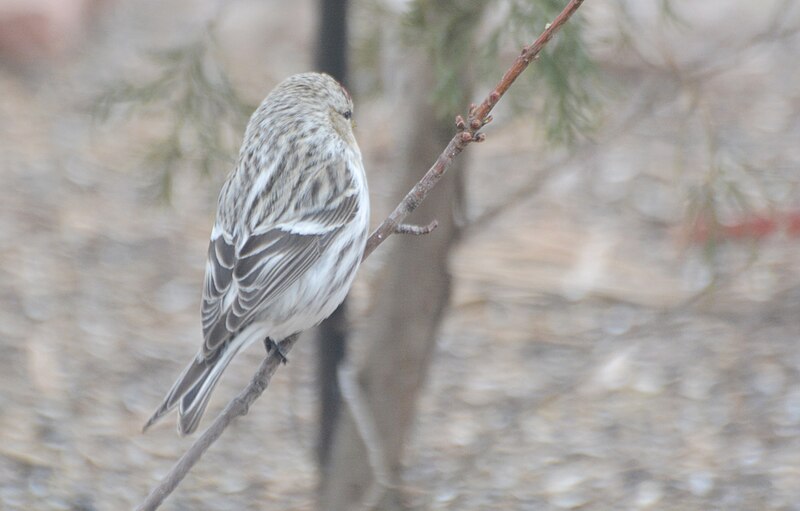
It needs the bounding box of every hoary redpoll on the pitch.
[144,72,369,435]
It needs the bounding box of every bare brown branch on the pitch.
[362,0,584,258]
[136,1,585,509]
[136,335,299,511]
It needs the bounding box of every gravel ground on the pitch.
[1,1,799,510]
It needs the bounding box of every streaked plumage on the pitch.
[144,72,369,435]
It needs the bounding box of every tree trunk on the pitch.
[318,51,467,510]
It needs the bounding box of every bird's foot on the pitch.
[263,338,289,364]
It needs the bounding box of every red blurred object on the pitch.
[786,211,800,237]
[0,0,105,65]
[686,211,800,244]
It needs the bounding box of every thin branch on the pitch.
[136,1,585,509]
[362,0,584,259]
[136,335,299,511]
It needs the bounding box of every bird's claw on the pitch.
[263,338,289,364]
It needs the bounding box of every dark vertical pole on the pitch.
[314,0,349,471]
[315,301,347,469]
[316,0,349,85]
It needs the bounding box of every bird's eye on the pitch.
[342,110,352,120]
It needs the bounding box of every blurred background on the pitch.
[1,0,800,509]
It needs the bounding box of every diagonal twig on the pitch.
[362,0,585,259]
[136,335,299,511]
[136,1,585,509]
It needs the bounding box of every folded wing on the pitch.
[200,190,360,358]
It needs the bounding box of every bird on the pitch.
[143,72,369,435]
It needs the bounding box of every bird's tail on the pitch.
[143,343,244,436]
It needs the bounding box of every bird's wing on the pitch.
[200,188,360,358]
